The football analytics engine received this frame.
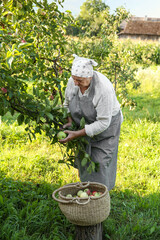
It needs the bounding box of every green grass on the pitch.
[0,124,78,240]
[134,65,160,96]
[123,93,160,122]
[0,66,160,239]
[102,93,160,239]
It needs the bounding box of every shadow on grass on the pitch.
[0,171,160,240]
[0,171,74,240]
[103,187,160,240]
[122,93,160,122]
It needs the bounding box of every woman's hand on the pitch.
[63,116,72,129]
[59,130,77,143]
[63,122,72,129]
[59,128,86,144]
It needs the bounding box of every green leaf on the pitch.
[33,86,36,95]
[10,108,14,116]
[91,161,95,171]
[36,88,39,97]
[81,157,88,167]
[28,133,32,142]
[80,117,85,128]
[7,56,14,68]
[46,112,53,120]
[2,11,13,17]
[84,153,90,159]
[87,162,96,174]
[150,224,156,234]
[87,164,92,174]
[6,51,12,58]
[52,95,59,107]
[36,115,40,123]
[12,44,16,50]
[33,87,39,97]
[0,195,3,204]
[31,131,36,139]
[17,114,24,125]
[58,159,65,164]
[25,117,30,124]
[18,42,33,49]
[63,108,68,118]
[45,98,50,105]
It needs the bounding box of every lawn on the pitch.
[0,66,160,240]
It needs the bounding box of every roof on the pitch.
[119,20,160,36]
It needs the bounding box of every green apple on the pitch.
[77,190,83,197]
[94,192,100,197]
[66,194,72,198]
[57,131,67,140]
[80,192,88,198]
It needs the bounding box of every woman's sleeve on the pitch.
[85,89,114,137]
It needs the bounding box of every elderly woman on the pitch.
[59,54,123,192]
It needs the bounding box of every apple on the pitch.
[57,131,67,140]
[80,192,88,198]
[66,194,72,198]
[49,95,54,100]
[77,190,83,197]
[84,188,91,195]
[94,192,100,197]
[1,87,7,93]
[92,191,97,196]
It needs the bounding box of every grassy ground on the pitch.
[0,66,160,239]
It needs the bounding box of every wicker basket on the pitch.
[52,182,110,226]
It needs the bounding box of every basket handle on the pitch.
[64,181,90,189]
[52,188,91,205]
[75,197,91,205]
[52,187,75,204]
[52,182,91,204]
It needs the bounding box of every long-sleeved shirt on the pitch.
[63,71,123,137]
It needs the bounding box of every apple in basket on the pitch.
[79,192,88,198]
[94,192,100,197]
[84,188,91,195]
[77,190,83,197]
[92,191,100,197]
[66,194,72,198]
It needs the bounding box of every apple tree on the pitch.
[0,0,91,169]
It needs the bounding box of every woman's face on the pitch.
[72,75,92,88]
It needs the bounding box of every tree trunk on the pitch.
[75,223,103,240]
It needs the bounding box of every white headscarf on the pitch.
[71,54,98,78]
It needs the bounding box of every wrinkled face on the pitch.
[72,75,92,88]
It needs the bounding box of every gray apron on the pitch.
[69,72,121,191]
